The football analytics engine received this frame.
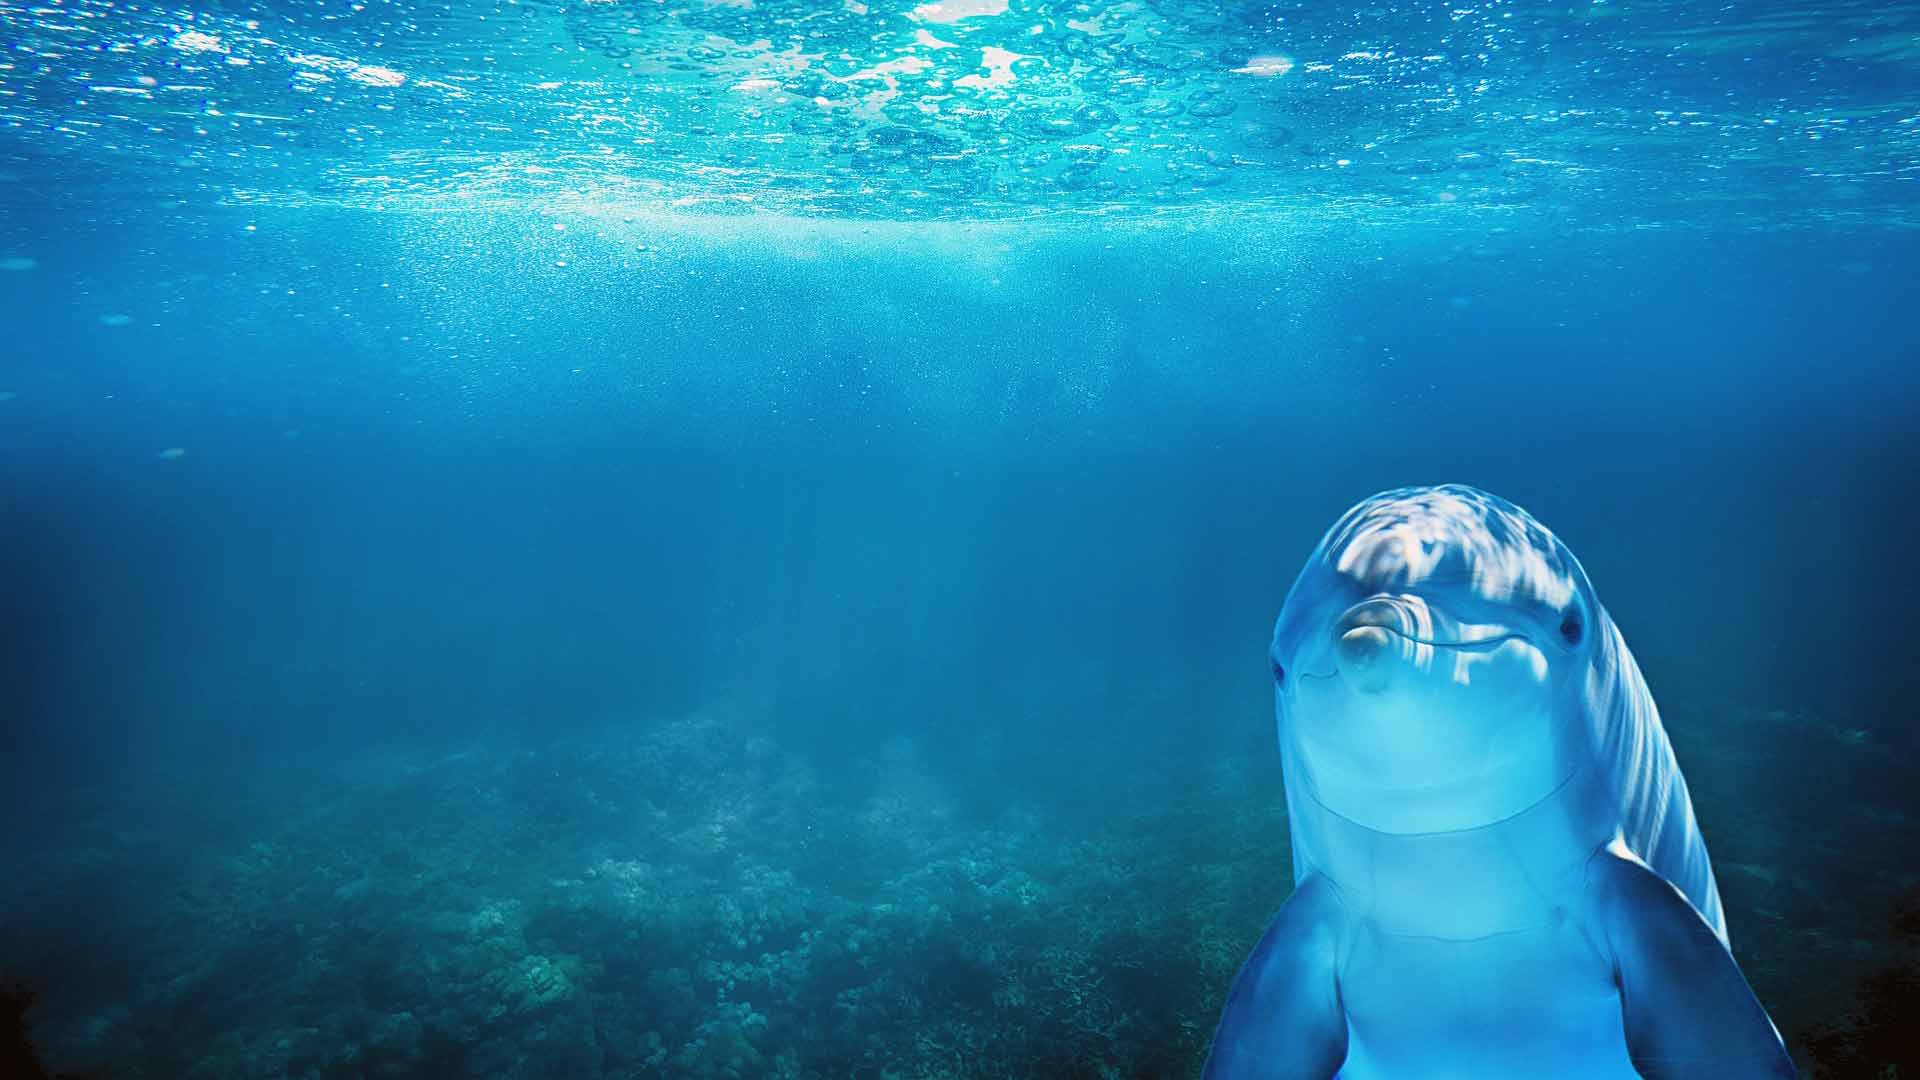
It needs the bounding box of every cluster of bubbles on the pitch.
[0,0,1913,219]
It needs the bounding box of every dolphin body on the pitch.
[1205,485,1793,1079]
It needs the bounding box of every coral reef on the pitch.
[3,982,87,1080]
[1798,884,1920,1078]
[0,701,1911,1078]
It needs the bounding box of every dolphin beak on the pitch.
[1334,597,1409,694]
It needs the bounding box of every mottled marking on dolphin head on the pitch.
[1272,485,1602,835]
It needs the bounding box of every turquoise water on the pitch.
[1,1,1917,1077]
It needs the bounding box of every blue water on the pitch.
[2,1,1918,1077]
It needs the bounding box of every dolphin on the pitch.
[1204,485,1793,1079]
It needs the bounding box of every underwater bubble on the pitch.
[1232,55,1295,77]
[1240,124,1295,149]
[99,313,132,327]
[1058,162,1100,190]
[1187,95,1238,118]
[911,0,1009,24]
[789,111,833,135]
[0,391,16,402]
[0,256,36,271]
[1128,42,1202,73]
[347,66,406,88]
[157,447,187,461]
[168,30,225,54]
[1020,105,1115,139]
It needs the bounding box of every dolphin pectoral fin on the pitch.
[1591,850,1796,1079]
[1203,872,1349,1080]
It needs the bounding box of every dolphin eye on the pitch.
[1559,611,1584,646]
[1270,657,1286,684]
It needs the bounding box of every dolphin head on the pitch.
[1272,485,1601,834]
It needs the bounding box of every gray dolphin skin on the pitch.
[1204,485,1794,1079]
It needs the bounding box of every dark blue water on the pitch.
[2,0,1918,1075]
